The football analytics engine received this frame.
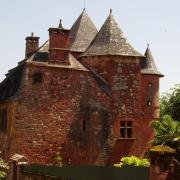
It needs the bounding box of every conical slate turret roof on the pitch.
[141,46,163,77]
[83,11,143,57]
[70,9,98,52]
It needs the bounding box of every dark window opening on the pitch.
[120,127,126,138]
[148,83,152,87]
[127,128,132,138]
[147,100,152,106]
[0,108,8,132]
[83,120,86,131]
[33,73,42,84]
[120,121,133,138]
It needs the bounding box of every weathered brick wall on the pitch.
[9,63,113,165]
[1,54,157,166]
[81,56,154,164]
[141,74,160,120]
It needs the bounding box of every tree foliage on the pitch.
[150,115,180,150]
[160,84,180,121]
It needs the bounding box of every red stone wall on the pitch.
[81,56,154,164]
[0,55,159,166]
[141,74,160,120]
[9,63,114,165]
[49,29,70,65]
[25,37,39,58]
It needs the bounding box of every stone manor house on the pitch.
[0,10,163,165]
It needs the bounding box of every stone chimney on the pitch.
[48,20,70,65]
[25,32,39,58]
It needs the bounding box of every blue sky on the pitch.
[0,0,179,93]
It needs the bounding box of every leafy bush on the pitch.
[0,157,9,179]
[150,115,180,150]
[160,84,180,121]
[114,156,150,168]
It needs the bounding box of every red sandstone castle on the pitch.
[0,10,163,165]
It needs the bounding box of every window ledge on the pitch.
[116,138,136,141]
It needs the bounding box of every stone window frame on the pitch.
[32,72,43,84]
[0,107,8,132]
[119,120,133,139]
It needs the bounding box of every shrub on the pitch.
[0,157,9,179]
[114,155,150,168]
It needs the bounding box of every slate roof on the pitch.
[141,46,163,77]
[83,11,143,57]
[70,9,98,52]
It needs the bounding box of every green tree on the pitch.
[160,84,180,121]
[150,115,180,150]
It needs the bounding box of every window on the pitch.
[148,83,152,87]
[82,120,86,131]
[33,73,42,84]
[120,121,133,138]
[147,100,152,106]
[0,108,8,132]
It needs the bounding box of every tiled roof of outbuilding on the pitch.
[70,9,98,52]
[83,11,143,57]
[141,46,163,77]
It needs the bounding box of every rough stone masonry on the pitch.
[0,9,163,166]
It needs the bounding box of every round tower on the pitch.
[141,45,164,120]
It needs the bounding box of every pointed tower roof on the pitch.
[70,9,98,52]
[83,10,143,57]
[141,45,163,77]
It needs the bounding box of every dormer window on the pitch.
[33,72,43,84]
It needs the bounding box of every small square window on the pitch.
[33,73,42,84]
[120,121,133,138]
